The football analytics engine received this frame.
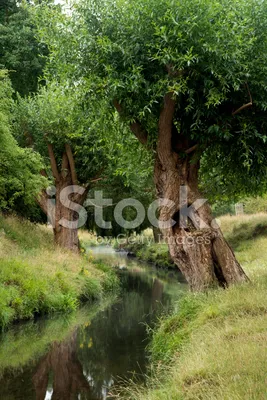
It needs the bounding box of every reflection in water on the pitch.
[75,274,167,399]
[33,331,99,400]
[0,247,185,400]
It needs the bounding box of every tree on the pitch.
[0,0,47,96]
[14,82,108,252]
[42,0,267,290]
[0,70,45,211]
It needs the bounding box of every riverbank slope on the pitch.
[0,214,119,329]
[121,213,267,400]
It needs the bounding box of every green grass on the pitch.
[122,242,175,269]
[119,213,267,400]
[220,213,267,251]
[0,215,120,329]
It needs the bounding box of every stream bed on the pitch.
[0,246,185,399]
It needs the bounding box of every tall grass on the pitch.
[0,215,119,329]
[119,213,267,400]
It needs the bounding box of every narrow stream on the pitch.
[0,246,185,399]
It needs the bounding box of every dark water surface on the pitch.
[0,247,185,399]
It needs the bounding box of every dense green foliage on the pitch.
[0,0,47,96]
[14,81,154,234]
[121,241,175,269]
[1,2,267,396]
[0,70,45,210]
[211,195,267,217]
[37,0,267,199]
[6,0,267,226]
[87,172,154,237]
[14,83,108,183]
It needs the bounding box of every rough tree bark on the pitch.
[155,93,249,290]
[115,93,249,291]
[37,144,88,253]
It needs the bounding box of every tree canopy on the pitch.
[0,0,47,96]
[37,0,267,199]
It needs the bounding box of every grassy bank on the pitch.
[121,213,267,400]
[79,229,175,268]
[0,214,119,329]
[123,241,175,269]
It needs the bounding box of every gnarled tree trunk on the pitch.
[154,93,249,291]
[37,144,88,253]
[115,92,249,291]
[52,176,84,253]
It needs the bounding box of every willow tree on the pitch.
[76,0,267,290]
[35,0,267,289]
[14,83,108,252]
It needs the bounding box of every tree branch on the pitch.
[157,92,176,165]
[232,102,253,116]
[47,143,60,182]
[65,144,78,185]
[90,177,103,183]
[232,82,253,116]
[185,144,198,154]
[61,152,69,171]
[80,186,90,204]
[72,185,90,205]
[113,100,148,145]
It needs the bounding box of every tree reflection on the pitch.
[76,274,166,398]
[33,331,100,400]
[0,264,179,400]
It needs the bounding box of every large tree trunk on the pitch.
[53,218,80,253]
[153,93,249,291]
[114,92,249,291]
[38,177,82,253]
[154,155,248,291]
[37,144,88,254]
[39,176,88,254]
[53,177,80,253]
